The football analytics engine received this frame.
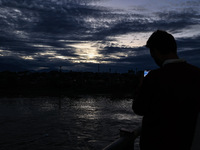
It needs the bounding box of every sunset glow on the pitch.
[0,0,199,72]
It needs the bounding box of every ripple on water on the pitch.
[0,96,142,150]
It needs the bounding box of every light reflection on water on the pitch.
[0,96,142,150]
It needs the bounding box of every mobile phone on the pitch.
[144,70,150,77]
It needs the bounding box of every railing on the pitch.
[103,112,200,150]
[102,126,141,150]
[191,113,200,150]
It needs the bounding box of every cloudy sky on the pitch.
[0,0,200,72]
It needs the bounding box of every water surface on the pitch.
[0,96,141,150]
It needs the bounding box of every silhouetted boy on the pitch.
[132,30,200,150]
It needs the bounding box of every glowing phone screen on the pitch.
[144,70,150,77]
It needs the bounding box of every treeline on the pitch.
[0,71,140,97]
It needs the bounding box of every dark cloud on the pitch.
[0,56,28,71]
[154,10,200,32]
[177,36,200,49]
[107,47,156,70]
[176,36,200,67]
[99,46,131,55]
[0,0,199,72]
[102,10,200,37]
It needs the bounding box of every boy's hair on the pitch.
[146,30,177,54]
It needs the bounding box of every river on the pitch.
[0,96,142,150]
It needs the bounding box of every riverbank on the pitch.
[0,71,139,98]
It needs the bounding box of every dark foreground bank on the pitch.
[0,71,139,98]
